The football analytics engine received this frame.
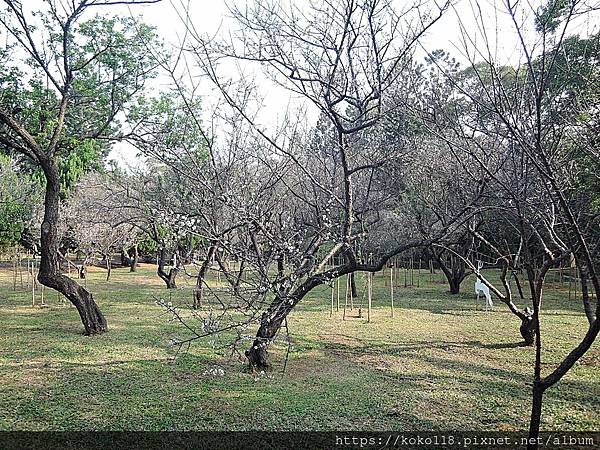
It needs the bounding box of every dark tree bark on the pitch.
[245,294,295,371]
[194,244,216,308]
[233,258,245,295]
[520,314,536,346]
[431,248,468,294]
[121,245,139,272]
[129,244,139,272]
[38,161,107,335]
[157,248,178,289]
[577,262,596,325]
[104,254,111,281]
[527,383,545,450]
[349,272,357,299]
[120,249,129,266]
[513,270,526,300]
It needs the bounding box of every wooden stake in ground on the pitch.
[390,266,395,318]
[12,255,17,291]
[330,282,334,317]
[350,273,354,310]
[343,275,349,321]
[568,269,572,300]
[429,259,433,283]
[18,253,23,289]
[336,277,340,311]
[30,260,36,307]
[25,253,30,287]
[574,266,578,300]
[367,272,372,323]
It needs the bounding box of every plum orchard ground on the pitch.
[0,264,598,430]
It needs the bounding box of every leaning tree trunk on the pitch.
[577,262,596,325]
[233,259,245,295]
[193,244,216,308]
[38,160,107,335]
[245,274,326,370]
[245,296,291,371]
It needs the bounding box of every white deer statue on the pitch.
[475,261,493,310]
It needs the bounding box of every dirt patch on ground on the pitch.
[580,350,600,367]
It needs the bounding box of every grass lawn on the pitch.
[0,263,598,431]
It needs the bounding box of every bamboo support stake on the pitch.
[31,260,36,307]
[343,276,349,321]
[390,267,395,318]
[573,268,579,300]
[12,256,17,291]
[429,259,433,283]
[330,282,334,317]
[26,254,30,288]
[336,277,340,311]
[367,272,372,323]
[19,254,23,289]
[350,274,354,310]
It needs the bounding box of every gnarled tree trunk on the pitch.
[39,161,107,335]
[245,294,292,371]
[157,248,178,289]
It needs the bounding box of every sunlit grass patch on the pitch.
[0,264,598,431]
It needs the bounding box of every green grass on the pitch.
[0,263,598,431]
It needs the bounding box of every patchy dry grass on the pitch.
[0,263,598,431]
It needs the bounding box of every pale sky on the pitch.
[91,0,598,168]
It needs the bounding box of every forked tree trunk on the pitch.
[121,245,139,272]
[432,249,466,295]
[448,277,461,295]
[39,161,107,335]
[157,248,178,289]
